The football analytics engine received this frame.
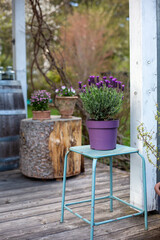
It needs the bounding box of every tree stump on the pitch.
[20,116,82,179]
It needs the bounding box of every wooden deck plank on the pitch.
[0,194,131,225]
[0,172,128,196]
[1,208,159,240]
[0,187,129,214]
[128,227,160,240]
[13,216,159,240]
[0,178,129,205]
[0,159,160,239]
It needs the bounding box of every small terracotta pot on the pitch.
[32,110,51,120]
[154,182,160,196]
[55,96,78,118]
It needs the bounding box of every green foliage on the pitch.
[46,67,77,87]
[46,70,61,83]
[80,85,123,120]
[0,1,12,66]
[137,116,160,170]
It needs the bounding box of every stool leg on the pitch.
[138,152,148,230]
[90,158,97,240]
[110,156,113,212]
[61,151,69,223]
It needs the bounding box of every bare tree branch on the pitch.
[29,0,72,92]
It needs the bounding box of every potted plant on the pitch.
[55,86,78,118]
[30,90,51,120]
[79,76,124,150]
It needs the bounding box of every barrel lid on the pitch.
[0,110,26,115]
[0,80,21,86]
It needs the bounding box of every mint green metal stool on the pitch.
[60,144,148,240]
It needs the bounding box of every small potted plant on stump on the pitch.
[79,76,125,150]
[55,86,78,118]
[30,90,51,120]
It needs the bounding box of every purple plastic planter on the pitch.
[86,120,119,150]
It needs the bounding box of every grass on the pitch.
[27,105,59,118]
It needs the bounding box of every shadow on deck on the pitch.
[0,159,160,240]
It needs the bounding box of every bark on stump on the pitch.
[20,116,82,179]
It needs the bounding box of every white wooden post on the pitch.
[157,2,160,209]
[130,0,157,211]
[12,0,27,115]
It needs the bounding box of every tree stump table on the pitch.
[19,116,82,179]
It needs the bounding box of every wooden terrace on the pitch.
[0,159,160,240]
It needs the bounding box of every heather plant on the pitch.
[30,90,51,111]
[55,86,76,96]
[79,76,124,121]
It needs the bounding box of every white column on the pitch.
[130,0,157,211]
[12,0,27,115]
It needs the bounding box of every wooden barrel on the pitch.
[0,80,26,171]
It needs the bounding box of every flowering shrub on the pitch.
[55,86,76,96]
[30,90,51,111]
[79,75,125,121]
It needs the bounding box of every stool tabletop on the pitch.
[69,144,139,159]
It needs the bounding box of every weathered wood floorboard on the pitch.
[0,159,160,240]
[0,173,128,197]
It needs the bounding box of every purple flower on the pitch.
[83,85,86,88]
[118,81,122,89]
[115,81,118,88]
[79,81,82,89]
[30,89,51,111]
[92,76,95,84]
[104,80,109,87]
[109,76,113,79]
[103,76,107,80]
[122,85,125,91]
[112,78,117,87]
[112,79,115,87]
[88,79,91,86]
[89,76,94,84]
[96,83,100,88]
[100,81,103,87]
[96,76,99,83]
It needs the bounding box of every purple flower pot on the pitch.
[86,120,119,150]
